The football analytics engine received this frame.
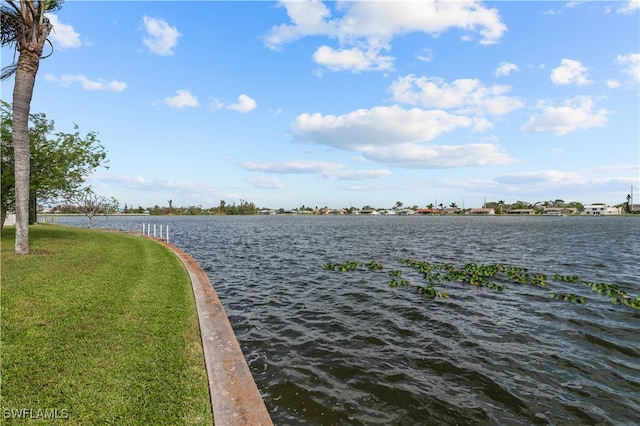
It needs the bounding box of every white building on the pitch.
[583,205,622,215]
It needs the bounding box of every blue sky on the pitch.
[2,0,639,210]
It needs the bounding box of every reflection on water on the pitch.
[56,215,640,425]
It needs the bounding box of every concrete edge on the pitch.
[145,236,273,426]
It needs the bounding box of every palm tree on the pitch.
[1,0,61,254]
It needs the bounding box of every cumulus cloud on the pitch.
[390,74,523,115]
[521,96,610,135]
[164,90,199,109]
[313,45,394,72]
[496,61,519,77]
[616,53,640,83]
[142,16,181,56]
[241,159,391,180]
[291,106,514,168]
[46,15,81,49]
[265,0,506,72]
[550,59,592,85]
[292,106,486,148]
[228,94,257,113]
[617,0,640,14]
[45,74,127,92]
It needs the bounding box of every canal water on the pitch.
[55,215,640,425]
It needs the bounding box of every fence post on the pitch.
[166,226,169,244]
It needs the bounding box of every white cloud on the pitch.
[496,61,519,77]
[617,0,640,14]
[312,45,394,72]
[142,16,181,56]
[241,159,344,175]
[92,173,214,193]
[228,94,257,113]
[521,96,610,135]
[360,143,515,168]
[606,79,621,88]
[240,160,391,180]
[45,74,127,92]
[265,1,506,72]
[164,90,199,109]
[494,168,639,196]
[245,177,286,189]
[46,15,81,49]
[616,53,640,84]
[390,74,523,116]
[290,106,514,169]
[292,106,483,149]
[416,48,433,63]
[496,170,585,185]
[550,59,592,85]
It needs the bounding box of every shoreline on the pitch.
[143,235,273,426]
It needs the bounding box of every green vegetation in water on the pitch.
[322,258,639,311]
[1,225,213,424]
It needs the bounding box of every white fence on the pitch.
[142,223,169,244]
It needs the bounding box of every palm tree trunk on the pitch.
[13,50,40,255]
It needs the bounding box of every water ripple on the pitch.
[57,215,640,425]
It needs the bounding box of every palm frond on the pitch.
[1,63,18,81]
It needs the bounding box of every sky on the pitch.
[1,0,639,210]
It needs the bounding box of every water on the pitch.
[54,215,640,425]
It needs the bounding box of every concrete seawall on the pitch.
[147,236,273,426]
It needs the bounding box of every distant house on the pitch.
[329,209,347,215]
[396,209,416,216]
[544,207,578,216]
[415,208,435,215]
[441,207,460,214]
[632,204,640,214]
[583,205,622,215]
[507,209,536,215]
[468,208,495,215]
[359,208,379,215]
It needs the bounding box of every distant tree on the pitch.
[2,0,63,254]
[450,202,458,209]
[65,187,118,228]
[511,200,532,210]
[394,201,403,210]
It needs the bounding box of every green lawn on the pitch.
[1,225,213,424]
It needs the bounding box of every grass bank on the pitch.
[1,225,213,424]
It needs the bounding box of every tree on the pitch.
[0,101,108,231]
[65,186,118,228]
[2,0,62,254]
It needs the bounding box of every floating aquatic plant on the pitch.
[418,284,449,299]
[321,259,638,310]
[549,292,588,304]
